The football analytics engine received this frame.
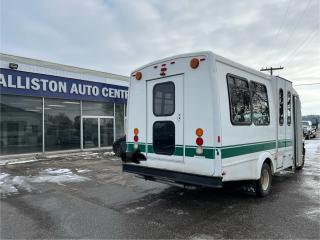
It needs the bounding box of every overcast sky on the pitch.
[0,0,319,115]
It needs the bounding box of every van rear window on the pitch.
[153,82,175,116]
[153,121,175,155]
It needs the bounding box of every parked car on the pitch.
[112,136,126,157]
[302,121,316,139]
[311,118,319,131]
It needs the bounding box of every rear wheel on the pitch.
[256,163,272,197]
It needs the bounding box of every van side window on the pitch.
[287,91,291,125]
[227,74,252,125]
[250,81,270,125]
[153,82,175,116]
[279,89,284,125]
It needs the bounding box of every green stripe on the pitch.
[127,142,214,159]
[221,141,276,159]
[127,139,292,159]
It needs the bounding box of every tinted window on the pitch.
[153,82,175,116]
[250,82,270,125]
[44,98,80,151]
[153,121,175,155]
[279,89,284,125]
[0,95,43,155]
[227,75,252,125]
[287,91,291,125]
[115,104,125,139]
[82,101,114,116]
[100,118,114,147]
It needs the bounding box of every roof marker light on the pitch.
[135,72,142,80]
[170,61,175,64]
[190,58,199,69]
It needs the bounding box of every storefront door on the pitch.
[82,117,114,149]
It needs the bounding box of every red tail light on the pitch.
[196,137,203,146]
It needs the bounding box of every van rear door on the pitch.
[146,74,184,162]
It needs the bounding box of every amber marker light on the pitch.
[196,128,203,137]
[135,71,142,80]
[190,58,199,69]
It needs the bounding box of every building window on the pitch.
[153,82,175,116]
[287,91,292,126]
[115,104,125,139]
[44,98,80,151]
[0,95,43,155]
[279,89,284,125]
[153,121,175,155]
[100,118,114,147]
[250,81,270,125]
[82,101,114,116]
[227,74,252,125]
[83,118,98,148]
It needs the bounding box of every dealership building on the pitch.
[0,53,129,157]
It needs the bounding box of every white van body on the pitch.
[123,51,304,192]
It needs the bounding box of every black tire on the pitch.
[114,144,122,157]
[256,163,272,197]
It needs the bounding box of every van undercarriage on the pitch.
[123,164,223,188]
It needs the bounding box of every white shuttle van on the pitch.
[122,51,305,196]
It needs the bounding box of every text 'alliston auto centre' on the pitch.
[0,53,129,157]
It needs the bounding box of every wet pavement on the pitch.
[1,137,319,239]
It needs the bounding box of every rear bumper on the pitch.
[123,164,223,188]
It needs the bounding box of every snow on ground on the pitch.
[0,168,90,198]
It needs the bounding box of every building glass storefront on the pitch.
[0,94,127,155]
[0,55,128,156]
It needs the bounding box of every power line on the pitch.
[281,25,319,64]
[276,0,313,63]
[294,83,320,86]
[283,29,319,66]
[264,0,293,65]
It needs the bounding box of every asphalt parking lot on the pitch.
[1,137,319,239]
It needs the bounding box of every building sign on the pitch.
[0,68,128,103]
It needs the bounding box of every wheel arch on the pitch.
[256,152,274,179]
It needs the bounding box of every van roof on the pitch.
[131,51,272,80]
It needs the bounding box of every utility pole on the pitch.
[260,66,284,75]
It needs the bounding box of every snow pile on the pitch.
[0,173,19,196]
[0,168,90,198]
